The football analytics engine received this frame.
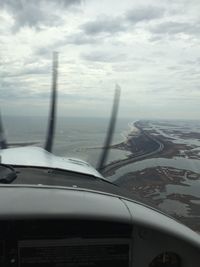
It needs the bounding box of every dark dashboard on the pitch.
[0,220,131,267]
[0,219,194,267]
[0,185,199,267]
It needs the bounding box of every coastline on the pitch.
[102,120,164,177]
[103,120,200,232]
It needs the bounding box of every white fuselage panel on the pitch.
[0,147,102,178]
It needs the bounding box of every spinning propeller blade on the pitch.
[45,52,58,152]
[97,85,121,171]
[0,112,8,149]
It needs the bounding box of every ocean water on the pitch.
[3,116,133,168]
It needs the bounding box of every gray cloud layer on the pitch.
[81,51,126,63]
[81,5,165,37]
[81,16,126,35]
[0,0,82,30]
[1,1,200,119]
[67,33,98,45]
[150,21,200,36]
[126,6,165,23]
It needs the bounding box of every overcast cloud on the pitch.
[81,16,126,35]
[126,6,165,23]
[0,0,200,119]
[0,0,82,30]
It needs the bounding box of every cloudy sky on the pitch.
[0,0,200,119]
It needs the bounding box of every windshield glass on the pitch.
[0,0,200,233]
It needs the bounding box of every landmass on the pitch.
[104,120,200,233]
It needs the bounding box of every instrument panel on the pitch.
[0,219,132,267]
[0,219,198,266]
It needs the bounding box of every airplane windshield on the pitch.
[0,0,200,234]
